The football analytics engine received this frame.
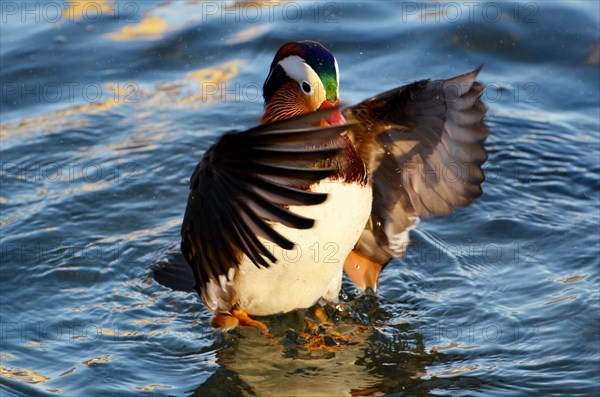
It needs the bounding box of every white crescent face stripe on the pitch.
[278,55,327,106]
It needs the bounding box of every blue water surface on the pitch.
[1,1,599,396]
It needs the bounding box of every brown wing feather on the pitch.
[181,108,349,295]
[343,67,489,265]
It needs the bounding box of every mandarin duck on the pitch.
[181,41,488,333]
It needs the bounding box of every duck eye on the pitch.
[301,81,312,94]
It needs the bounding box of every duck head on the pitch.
[261,40,344,125]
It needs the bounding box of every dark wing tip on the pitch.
[450,65,484,82]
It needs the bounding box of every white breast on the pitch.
[206,178,372,316]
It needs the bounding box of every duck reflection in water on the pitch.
[191,295,444,397]
[154,257,477,395]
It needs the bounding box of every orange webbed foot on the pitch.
[297,308,349,352]
[231,309,270,336]
[212,311,239,332]
[211,310,270,336]
[343,249,384,292]
[314,305,328,324]
[302,319,349,352]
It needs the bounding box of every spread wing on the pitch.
[181,108,348,294]
[343,67,488,264]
